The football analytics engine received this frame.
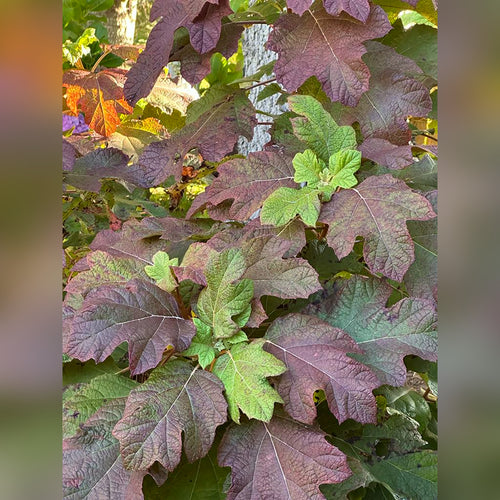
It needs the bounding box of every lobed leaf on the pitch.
[66,279,196,375]
[307,275,438,386]
[213,339,286,423]
[264,313,379,425]
[218,412,352,499]
[112,360,228,471]
[319,174,436,281]
[267,4,391,106]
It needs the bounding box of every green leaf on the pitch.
[261,187,321,227]
[145,251,179,293]
[197,249,254,339]
[62,27,98,65]
[182,318,217,369]
[142,440,230,499]
[212,339,286,423]
[63,373,137,438]
[288,95,357,162]
[328,149,362,189]
[367,451,438,500]
[62,357,119,386]
[293,149,324,187]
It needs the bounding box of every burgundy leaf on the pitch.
[218,413,351,499]
[63,138,78,172]
[264,313,378,425]
[319,174,436,281]
[287,0,371,22]
[335,42,432,164]
[124,0,211,105]
[240,236,321,300]
[188,0,232,54]
[171,22,244,85]
[267,3,391,106]
[187,150,295,220]
[66,279,196,375]
[112,360,227,471]
[130,87,255,186]
[63,148,134,192]
[306,275,438,386]
[359,138,413,170]
[63,400,146,500]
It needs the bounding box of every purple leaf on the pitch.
[112,360,227,471]
[267,4,391,106]
[130,87,256,186]
[63,138,78,172]
[264,313,378,425]
[319,174,436,281]
[187,0,232,54]
[286,0,371,21]
[65,279,196,375]
[63,400,146,500]
[187,150,295,220]
[218,413,351,499]
[306,275,438,386]
[124,0,212,105]
[359,138,413,171]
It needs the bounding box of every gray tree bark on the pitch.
[105,0,139,44]
[237,22,287,155]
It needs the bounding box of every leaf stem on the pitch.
[245,78,277,91]
[91,49,112,73]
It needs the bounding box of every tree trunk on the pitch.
[105,0,139,44]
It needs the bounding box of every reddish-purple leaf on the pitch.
[63,148,134,192]
[63,138,78,172]
[319,174,436,281]
[359,138,413,170]
[264,313,378,425]
[130,87,256,186]
[112,360,227,471]
[306,275,438,386]
[218,413,351,499]
[287,0,371,22]
[187,150,295,220]
[63,400,146,500]
[65,279,196,375]
[335,42,432,164]
[171,22,244,85]
[124,0,211,105]
[240,236,321,299]
[187,0,232,54]
[267,4,391,106]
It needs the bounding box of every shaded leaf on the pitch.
[112,360,227,470]
[218,412,351,499]
[63,68,133,137]
[131,86,256,187]
[267,4,391,106]
[187,150,295,220]
[197,248,254,338]
[142,438,230,499]
[63,400,146,499]
[66,279,196,375]
[319,174,435,281]
[367,451,437,500]
[264,313,378,425]
[63,373,137,438]
[404,190,437,301]
[213,339,286,423]
[261,186,321,227]
[307,275,437,386]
